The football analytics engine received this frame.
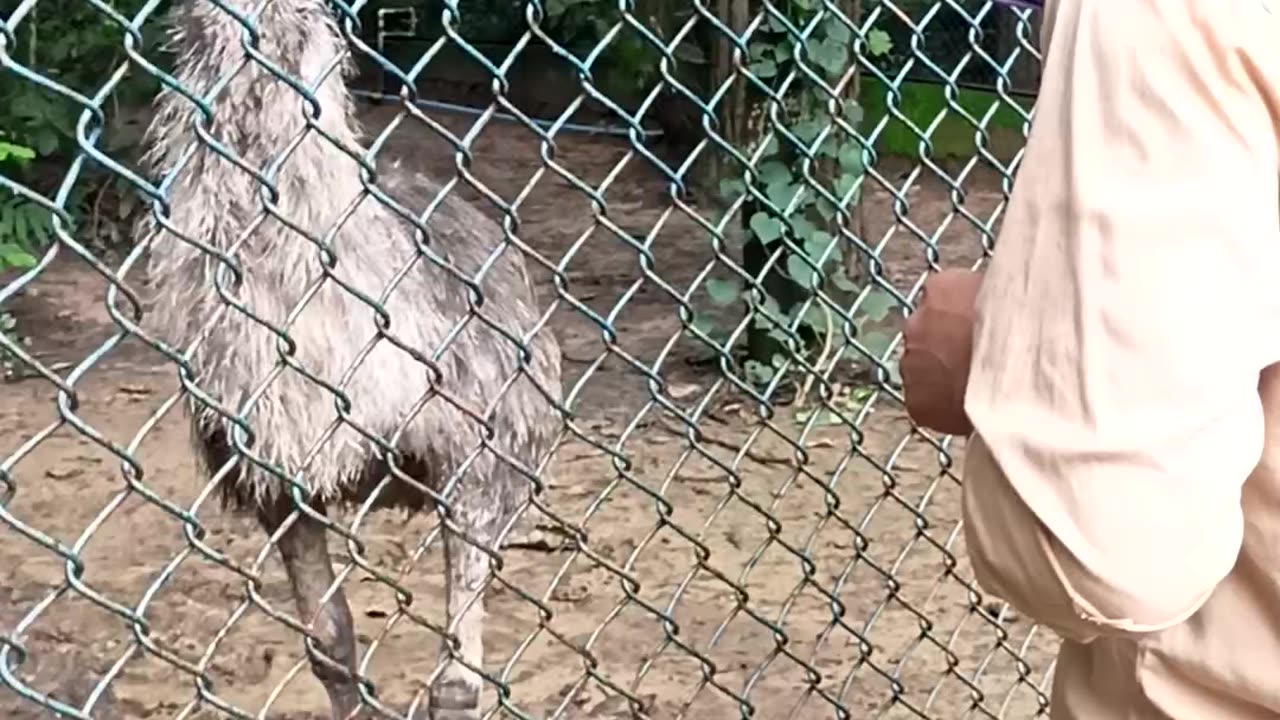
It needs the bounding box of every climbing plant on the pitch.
[695,1,898,405]
[0,136,48,273]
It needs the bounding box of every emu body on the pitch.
[139,1,562,717]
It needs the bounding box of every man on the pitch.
[899,0,1280,717]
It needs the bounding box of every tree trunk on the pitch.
[729,0,794,366]
[997,5,1041,93]
[637,0,718,198]
[844,0,868,288]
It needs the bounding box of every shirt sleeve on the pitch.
[960,0,1280,642]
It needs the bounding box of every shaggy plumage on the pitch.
[137,0,562,716]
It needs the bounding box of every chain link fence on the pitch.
[0,0,1054,717]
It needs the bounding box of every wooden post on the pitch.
[997,4,1041,93]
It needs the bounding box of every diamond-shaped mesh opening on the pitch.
[1,0,1054,718]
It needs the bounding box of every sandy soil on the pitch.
[0,105,1057,719]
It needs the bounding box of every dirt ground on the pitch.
[0,105,1058,719]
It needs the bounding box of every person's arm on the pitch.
[960,0,1280,642]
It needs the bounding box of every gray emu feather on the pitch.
[138,0,563,716]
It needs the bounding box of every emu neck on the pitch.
[148,0,367,254]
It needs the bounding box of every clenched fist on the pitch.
[900,268,983,436]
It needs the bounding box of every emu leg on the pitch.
[259,499,363,720]
[431,526,491,720]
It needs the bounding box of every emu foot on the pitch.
[429,676,480,720]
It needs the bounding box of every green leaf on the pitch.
[0,243,37,269]
[805,38,830,68]
[0,141,35,164]
[800,303,830,330]
[719,177,746,199]
[860,288,898,323]
[790,119,825,144]
[860,330,894,358]
[757,160,792,186]
[838,142,864,174]
[688,314,718,337]
[866,29,893,57]
[751,299,787,334]
[815,197,837,220]
[842,100,865,126]
[16,203,55,249]
[824,17,852,44]
[814,39,849,76]
[790,216,818,240]
[749,212,784,243]
[832,271,861,293]
[803,231,837,263]
[766,182,801,209]
[748,59,778,78]
[11,208,30,248]
[835,172,861,200]
[705,277,741,306]
[758,294,784,320]
[786,254,820,288]
[766,326,791,346]
[743,358,776,385]
[33,130,60,157]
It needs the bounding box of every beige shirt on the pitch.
[961,0,1280,717]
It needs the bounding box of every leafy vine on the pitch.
[694,1,899,408]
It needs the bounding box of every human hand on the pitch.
[900,268,983,436]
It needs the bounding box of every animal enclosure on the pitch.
[0,0,1054,718]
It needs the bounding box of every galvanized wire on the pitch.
[0,0,1052,718]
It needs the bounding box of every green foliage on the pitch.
[0,142,36,164]
[0,0,168,160]
[859,77,1033,160]
[0,136,49,273]
[691,3,901,396]
[0,203,53,271]
[0,133,47,373]
[0,0,165,279]
[865,27,893,57]
[540,0,709,100]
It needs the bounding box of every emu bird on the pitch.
[137,0,562,717]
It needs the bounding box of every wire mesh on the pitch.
[0,0,1055,718]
